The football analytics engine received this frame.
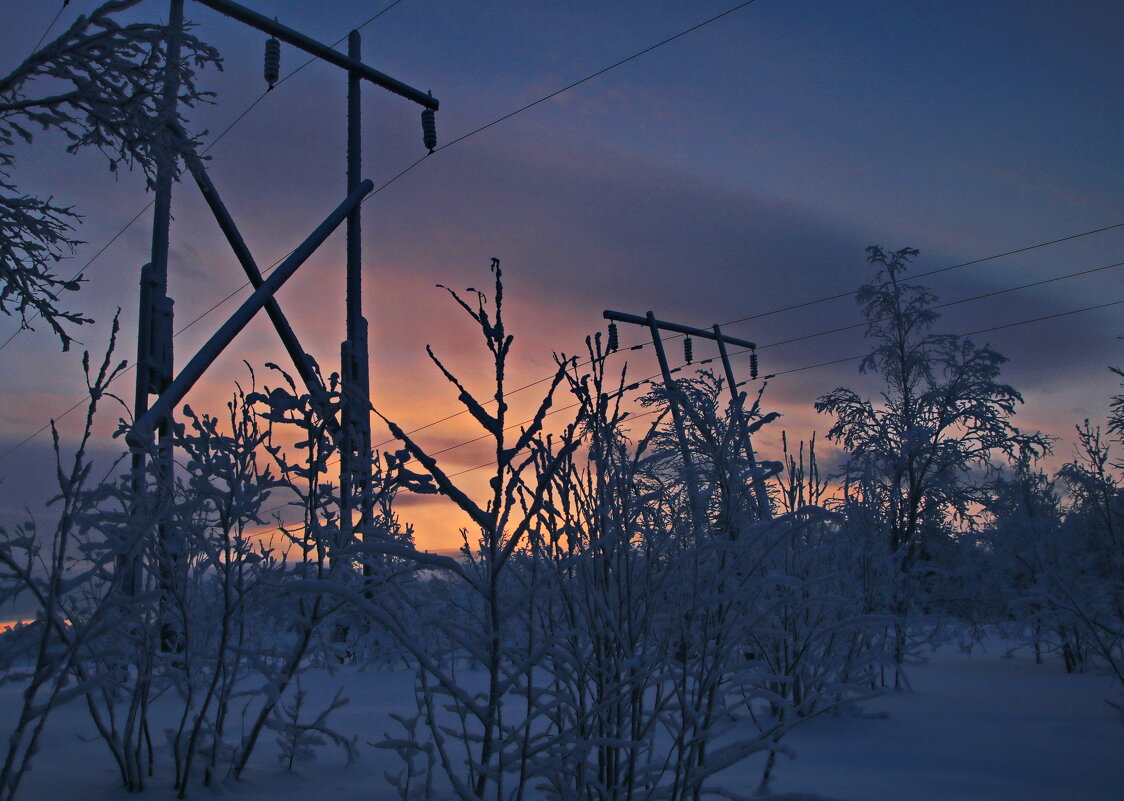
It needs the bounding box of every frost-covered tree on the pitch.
[0,0,220,349]
[815,246,1049,679]
[1051,409,1124,689]
[1058,420,1123,583]
[1109,366,1124,445]
[983,458,1064,662]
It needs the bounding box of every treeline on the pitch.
[0,253,1120,801]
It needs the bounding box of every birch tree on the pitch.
[815,245,1049,680]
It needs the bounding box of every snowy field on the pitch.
[4,639,1121,801]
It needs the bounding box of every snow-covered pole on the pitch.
[713,323,772,519]
[643,311,705,540]
[126,0,185,600]
[604,309,767,532]
[127,180,374,449]
[184,0,439,545]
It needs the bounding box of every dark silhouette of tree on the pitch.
[817,245,1049,558]
[816,245,1049,680]
[0,0,221,349]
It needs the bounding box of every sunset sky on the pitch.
[1,0,1121,565]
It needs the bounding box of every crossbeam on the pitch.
[192,0,439,109]
[603,310,756,350]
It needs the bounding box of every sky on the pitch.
[1,0,1122,561]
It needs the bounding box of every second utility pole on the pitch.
[604,309,772,522]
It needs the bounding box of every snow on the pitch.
[3,638,1120,801]
[761,642,1124,801]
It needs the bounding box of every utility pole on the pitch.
[128,0,440,590]
[340,29,372,549]
[603,310,772,522]
[713,323,772,518]
[128,0,184,604]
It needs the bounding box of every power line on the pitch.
[756,259,1124,352]
[25,1,69,60]
[325,257,1124,472]
[348,283,1124,482]
[0,0,410,353]
[158,221,1124,451]
[721,221,1124,328]
[2,244,1119,464]
[370,253,1124,449]
[372,283,1122,483]
[434,296,1124,480]
[255,294,1124,536]
[365,0,765,194]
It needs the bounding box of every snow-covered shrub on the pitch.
[266,678,356,770]
[0,315,161,799]
[358,260,579,801]
[356,284,888,800]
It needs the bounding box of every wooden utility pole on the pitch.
[603,310,772,521]
[128,0,440,589]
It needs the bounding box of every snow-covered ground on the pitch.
[762,643,1124,801]
[3,640,1121,800]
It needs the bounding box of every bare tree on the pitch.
[0,0,221,349]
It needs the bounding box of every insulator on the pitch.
[607,321,619,351]
[264,37,281,88]
[683,336,693,364]
[750,350,759,379]
[421,98,437,153]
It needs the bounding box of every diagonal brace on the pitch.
[180,146,339,437]
[127,179,374,448]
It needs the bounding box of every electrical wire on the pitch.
[440,296,1124,478]
[25,1,69,60]
[302,256,1124,479]
[366,255,1124,449]
[722,221,1124,328]
[755,259,1124,352]
[0,0,411,353]
[257,294,1124,532]
[361,0,765,196]
[1,246,1119,464]
[129,223,1124,450]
